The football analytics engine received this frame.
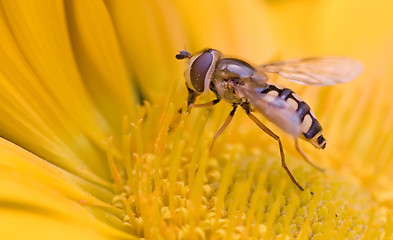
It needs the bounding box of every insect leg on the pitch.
[295,139,325,172]
[178,88,220,113]
[174,90,219,130]
[210,105,238,151]
[190,99,220,108]
[246,112,305,191]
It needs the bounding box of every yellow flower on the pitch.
[1,0,393,239]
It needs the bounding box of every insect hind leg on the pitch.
[295,139,325,172]
[244,109,305,192]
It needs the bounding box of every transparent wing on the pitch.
[236,85,302,137]
[259,57,363,86]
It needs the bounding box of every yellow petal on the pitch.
[0,137,132,239]
[105,0,186,102]
[0,1,121,183]
[65,0,138,130]
[1,0,121,153]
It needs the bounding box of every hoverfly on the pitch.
[176,49,362,191]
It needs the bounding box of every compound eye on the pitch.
[189,51,214,92]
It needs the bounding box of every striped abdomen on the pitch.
[260,83,326,149]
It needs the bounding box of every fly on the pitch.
[176,49,362,191]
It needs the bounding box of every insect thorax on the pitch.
[210,58,259,104]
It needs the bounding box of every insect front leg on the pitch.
[189,99,220,108]
[242,104,306,192]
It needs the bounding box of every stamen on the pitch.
[105,137,123,192]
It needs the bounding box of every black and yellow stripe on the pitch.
[259,83,327,149]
